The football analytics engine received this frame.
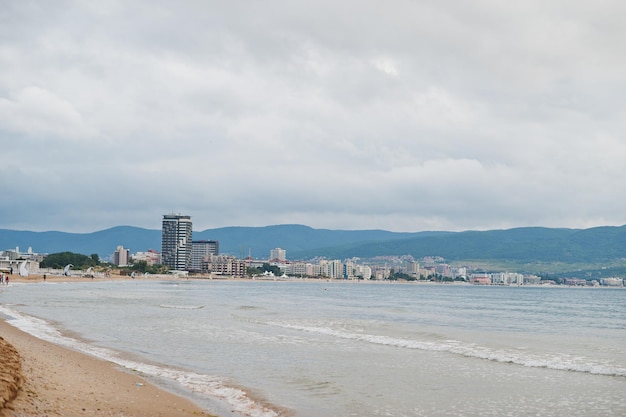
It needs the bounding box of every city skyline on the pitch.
[3,1,626,234]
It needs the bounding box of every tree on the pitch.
[387,270,414,281]
[132,260,148,273]
[248,263,281,276]
[261,263,282,276]
[40,252,101,269]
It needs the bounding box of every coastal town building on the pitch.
[161,214,193,271]
[132,249,161,266]
[601,277,624,286]
[406,261,420,278]
[113,245,130,267]
[191,240,219,271]
[452,267,467,279]
[285,262,311,277]
[356,264,372,280]
[436,264,451,277]
[343,260,357,279]
[0,247,42,275]
[201,254,246,276]
[491,272,524,285]
[470,273,491,285]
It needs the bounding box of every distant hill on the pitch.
[1,224,626,271]
[0,226,161,258]
[193,224,427,258]
[291,225,626,266]
[0,225,426,259]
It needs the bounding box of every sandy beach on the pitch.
[0,273,214,417]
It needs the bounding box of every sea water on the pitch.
[1,280,625,417]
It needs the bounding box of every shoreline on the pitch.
[0,318,214,417]
[6,270,625,288]
[0,318,213,417]
[0,273,216,417]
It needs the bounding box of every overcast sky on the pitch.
[1,0,626,233]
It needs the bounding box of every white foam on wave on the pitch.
[0,305,280,417]
[268,321,626,377]
[159,304,205,310]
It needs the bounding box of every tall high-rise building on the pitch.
[191,240,219,271]
[161,214,193,270]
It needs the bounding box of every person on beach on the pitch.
[43,274,46,281]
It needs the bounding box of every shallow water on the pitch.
[1,280,625,416]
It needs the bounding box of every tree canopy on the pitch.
[40,252,100,269]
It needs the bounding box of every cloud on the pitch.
[0,86,97,139]
[1,0,626,234]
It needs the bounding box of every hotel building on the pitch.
[113,245,130,266]
[270,247,286,262]
[191,240,219,272]
[161,214,193,271]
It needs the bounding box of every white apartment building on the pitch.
[286,262,309,277]
[201,255,247,277]
[319,260,343,279]
[356,264,372,280]
[270,248,286,261]
[343,260,356,279]
[406,261,420,278]
[491,272,524,285]
[452,267,467,279]
[132,249,161,266]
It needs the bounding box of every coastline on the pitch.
[2,273,623,417]
[2,273,622,416]
[0,273,214,417]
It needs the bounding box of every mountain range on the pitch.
[2,224,626,275]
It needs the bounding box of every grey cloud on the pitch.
[2,0,626,233]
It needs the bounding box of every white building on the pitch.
[491,272,525,285]
[132,249,161,266]
[452,267,467,279]
[343,260,357,279]
[318,259,343,279]
[406,261,420,278]
[202,255,247,277]
[356,264,372,280]
[270,248,286,261]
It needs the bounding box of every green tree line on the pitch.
[40,252,100,269]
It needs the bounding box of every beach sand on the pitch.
[0,274,214,417]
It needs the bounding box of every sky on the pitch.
[2,0,626,233]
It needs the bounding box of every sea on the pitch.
[1,279,625,417]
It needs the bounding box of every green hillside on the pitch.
[2,225,626,275]
[291,226,626,268]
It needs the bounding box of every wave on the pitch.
[159,304,204,310]
[0,305,281,417]
[267,321,626,378]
